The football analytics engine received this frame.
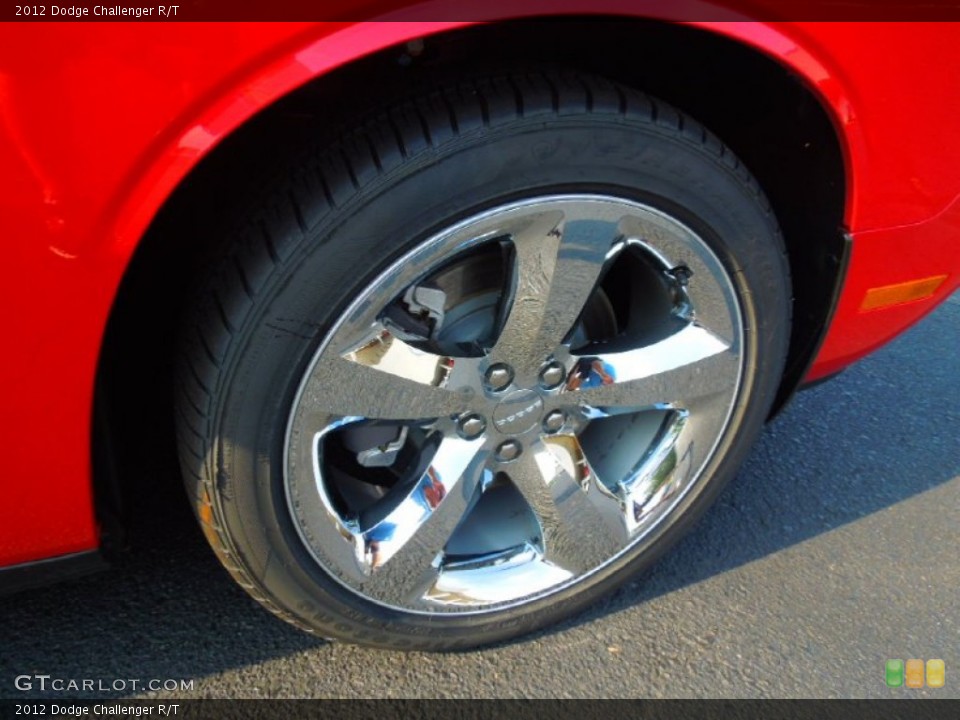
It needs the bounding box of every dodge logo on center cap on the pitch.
[492,389,544,435]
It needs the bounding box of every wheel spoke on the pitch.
[616,410,696,533]
[355,437,487,605]
[565,324,739,414]
[298,325,474,421]
[506,438,628,574]
[490,208,619,375]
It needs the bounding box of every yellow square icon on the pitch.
[905,659,925,688]
[927,659,945,688]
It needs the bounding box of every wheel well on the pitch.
[94,18,846,542]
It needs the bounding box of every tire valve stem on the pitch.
[669,264,693,287]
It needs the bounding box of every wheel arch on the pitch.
[94,17,850,545]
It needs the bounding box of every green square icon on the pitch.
[886,659,904,687]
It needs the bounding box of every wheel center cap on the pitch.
[492,389,544,435]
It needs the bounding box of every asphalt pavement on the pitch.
[2,292,957,699]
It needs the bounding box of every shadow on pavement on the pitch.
[541,293,960,640]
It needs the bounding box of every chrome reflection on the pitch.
[541,433,593,490]
[565,357,616,390]
[569,324,729,389]
[345,325,455,388]
[426,545,574,606]
[618,411,693,533]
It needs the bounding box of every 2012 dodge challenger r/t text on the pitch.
[1,14,957,650]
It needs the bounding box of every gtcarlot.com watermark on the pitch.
[14,675,194,694]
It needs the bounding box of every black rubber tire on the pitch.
[174,70,791,650]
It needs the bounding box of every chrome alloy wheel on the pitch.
[284,195,744,613]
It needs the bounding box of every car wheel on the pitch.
[175,71,790,649]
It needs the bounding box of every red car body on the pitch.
[0,15,957,574]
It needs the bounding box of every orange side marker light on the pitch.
[861,275,948,312]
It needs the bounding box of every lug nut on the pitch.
[543,410,566,434]
[484,363,514,392]
[539,362,566,390]
[457,414,486,440]
[495,440,522,463]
